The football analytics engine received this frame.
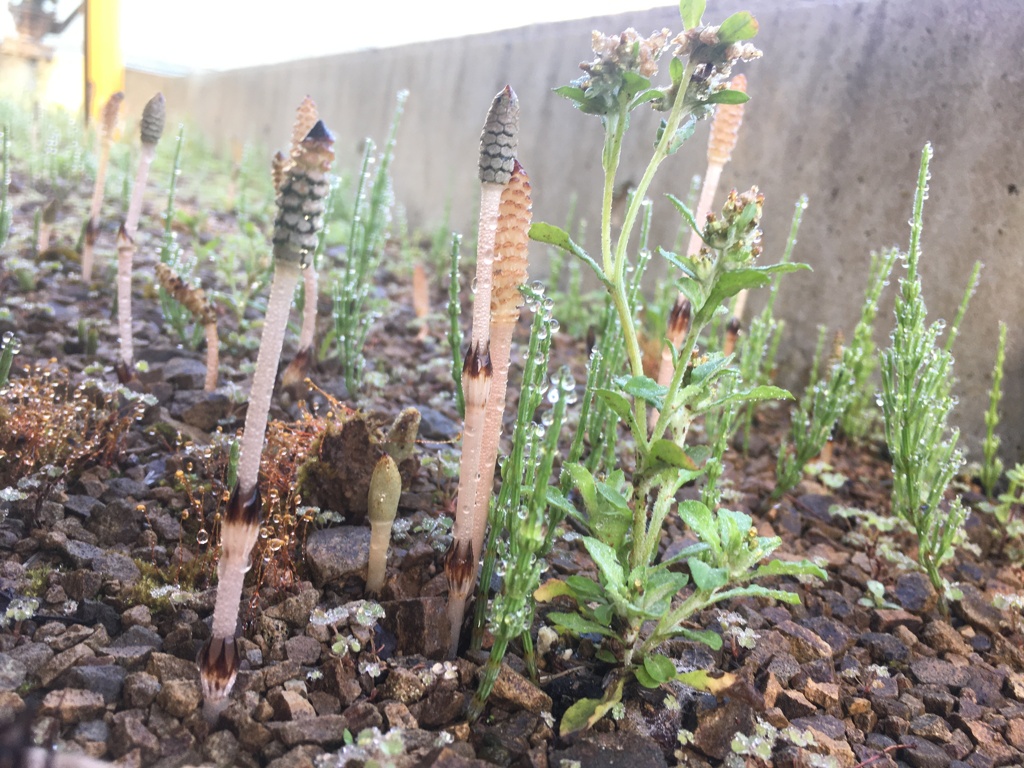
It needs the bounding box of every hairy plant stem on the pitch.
[601,65,697,447]
[236,262,301,498]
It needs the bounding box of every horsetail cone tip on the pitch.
[668,296,691,344]
[707,74,747,167]
[289,96,319,159]
[479,86,519,184]
[367,454,402,594]
[490,161,532,325]
[272,120,335,267]
[140,93,166,146]
[100,91,124,136]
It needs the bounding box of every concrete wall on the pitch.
[125,0,1024,462]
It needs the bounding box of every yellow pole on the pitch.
[84,0,123,124]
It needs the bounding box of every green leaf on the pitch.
[669,56,684,87]
[679,0,706,30]
[564,463,598,518]
[658,247,697,277]
[529,222,609,285]
[644,654,678,684]
[546,486,579,521]
[648,440,699,470]
[595,648,618,664]
[583,537,626,592]
[677,500,720,550]
[706,89,750,105]
[754,558,828,582]
[677,627,724,650]
[629,89,665,111]
[554,85,587,104]
[717,11,758,44]
[688,557,728,591]
[634,665,659,688]
[621,71,653,100]
[566,575,607,602]
[594,388,633,423]
[713,384,793,408]
[704,264,809,315]
[560,678,624,736]
[675,668,734,692]
[534,579,573,602]
[618,375,666,410]
[666,115,697,155]
[548,611,617,638]
[666,194,705,245]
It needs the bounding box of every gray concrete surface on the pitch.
[125,0,1024,463]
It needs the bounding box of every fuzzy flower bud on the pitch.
[272,121,335,267]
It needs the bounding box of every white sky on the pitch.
[119,0,671,74]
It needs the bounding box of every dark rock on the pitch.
[776,620,833,662]
[874,608,924,634]
[156,679,202,718]
[61,538,104,567]
[954,585,1004,636]
[91,551,142,585]
[63,569,104,601]
[272,704,383,748]
[103,477,150,501]
[304,526,370,589]
[894,572,938,613]
[203,730,241,766]
[878,716,910,738]
[36,643,95,687]
[693,697,757,760]
[181,393,232,430]
[901,734,952,768]
[111,624,163,651]
[911,658,971,688]
[960,719,1017,765]
[40,688,105,724]
[284,635,321,665]
[473,710,537,764]
[123,671,161,709]
[266,745,319,768]
[88,498,144,545]
[485,663,553,714]
[381,666,429,704]
[0,653,27,691]
[264,586,320,627]
[919,685,956,716]
[777,689,818,719]
[550,731,669,768]
[380,597,449,659]
[64,495,101,518]
[163,357,209,389]
[922,620,972,656]
[416,679,465,728]
[268,689,316,720]
[110,710,161,762]
[860,632,911,664]
[62,664,126,704]
[75,599,121,636]
[417,406,460,440]
[8,642,53,674]
[146,651,199,682]
[801,616,856,656]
